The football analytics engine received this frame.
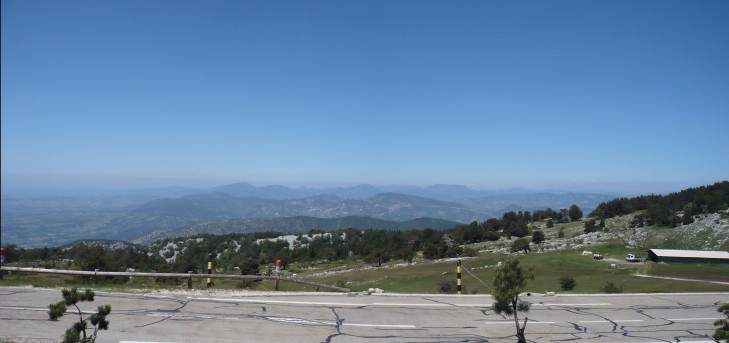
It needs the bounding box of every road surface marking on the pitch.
[266,316,336,326]
[532,303,612,306]
[0,306,95,314]
[455,303,493,307]
[193,297,486,308]
[579,319,644,323]
[667,317,722,321]
[373,302,493,307]
[343,323,417,328]
[190,297,362,307]
[0,306,46,311]
[265,316,415,328]
[484,321,556,325]
[372,302,451,307]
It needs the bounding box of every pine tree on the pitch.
[48,288,111,343]
[492,258,534,343]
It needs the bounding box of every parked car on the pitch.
[625,254,643,262]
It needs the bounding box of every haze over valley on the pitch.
[2,182,616,248]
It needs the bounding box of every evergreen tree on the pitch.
[511,238,531,254]
[714,303,729,342]
[568,204,583,221]
[531,231,545,244]
[492,258,534,343]
[48,288,111,343]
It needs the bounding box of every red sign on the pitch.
[0,248,5,256]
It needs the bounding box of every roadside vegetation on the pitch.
[1,181,727,294]
[715,303,729,342]
[48,288,111,343]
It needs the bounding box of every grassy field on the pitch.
[3,214,728,294]
[298,249,729,294]
[6,247,727,294]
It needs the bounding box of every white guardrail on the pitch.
[0,266,350,292]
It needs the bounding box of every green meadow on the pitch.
[4,247,727,294]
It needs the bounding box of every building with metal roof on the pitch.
[646,249,729,264]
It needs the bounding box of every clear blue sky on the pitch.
[2,0,728,194]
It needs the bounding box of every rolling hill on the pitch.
[132,215,460,245]
[1,182,617,248]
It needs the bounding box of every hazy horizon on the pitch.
[2,171,721,197]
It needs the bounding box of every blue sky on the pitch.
[2,0,728,194]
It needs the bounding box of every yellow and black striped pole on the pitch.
[207,254,213,288]
[457,259,462,295]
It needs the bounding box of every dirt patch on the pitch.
[601,258,646,268]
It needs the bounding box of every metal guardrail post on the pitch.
[187,271,193,289]
[275,259,281,291]
[457,260,462,295]
[207,254,212,289]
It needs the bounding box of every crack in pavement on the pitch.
[322,307,343,343]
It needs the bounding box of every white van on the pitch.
[625,254,642,262]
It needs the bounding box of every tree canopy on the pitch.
[492,258,534,343]
[590,181,729,227]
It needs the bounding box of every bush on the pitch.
[714,304,729,342]
[511,238,531,253]
[483,231,500,241]
[462,246,479,257]
[236,279,257,289]
[601,281,623,294]
[438,280,454,294]
[584,219,598,233]
[559,276,576,291]
[438,280,466,294]
[48,301,67,320]
[445,245,463,258]
[532,231,545,244]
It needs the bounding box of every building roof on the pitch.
[648,249,729,260]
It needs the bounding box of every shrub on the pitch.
[714,304,729,342]
[532,231,545,244]
[438,280,466,294]
[559,276,576,291]
[48,288,111,343]
[438,280,454,294]
[483,231,500,241]
[236,279,257,289]
[601,281,623,294]
[462,246,479,257]
[511,238,531,253]
[48,301,67,320]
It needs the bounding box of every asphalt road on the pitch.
[1,287,727,343]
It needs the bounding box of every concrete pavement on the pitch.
[1,287,727,342]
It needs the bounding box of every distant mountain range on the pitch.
[210,182,613,214]
[137,192,490,223]
[1,182,616,247]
